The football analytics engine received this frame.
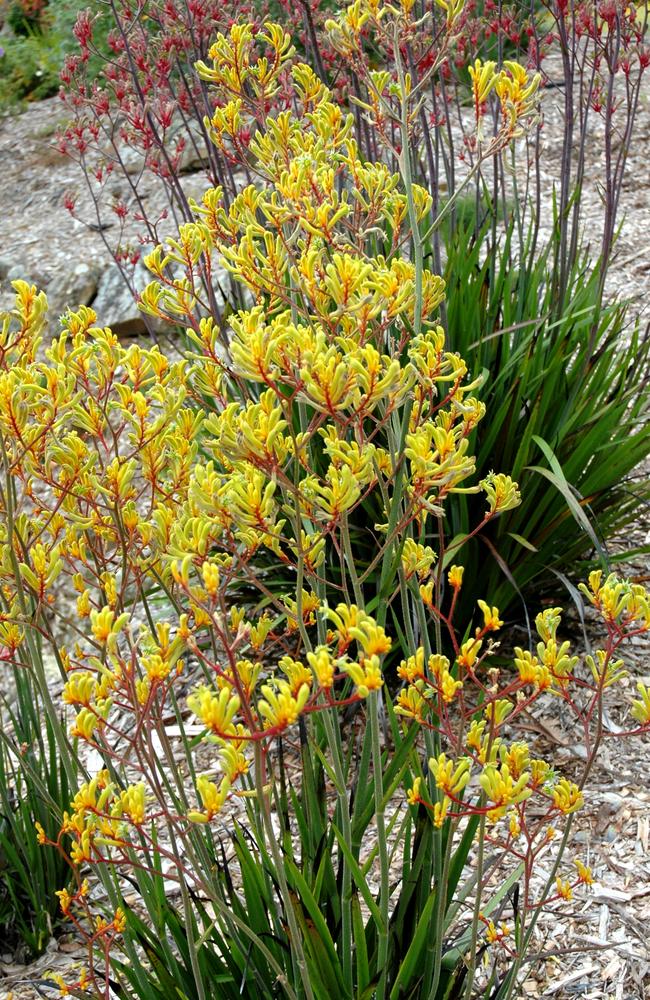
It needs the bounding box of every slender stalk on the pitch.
[341,514,364,607]
[462,810,487,1000]
[427,820,456,1000]
[253,742,316,1000]
[319,705,354,992]
[394,29,423,337]
[370,689,390,1000]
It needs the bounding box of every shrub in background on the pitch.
[0,0,109,106]
[1,15,649,998]
[7,0,49,38]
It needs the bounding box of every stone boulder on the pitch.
[46,260,103,323]
[90,260,156,338]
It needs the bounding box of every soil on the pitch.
[0,64,649,1000]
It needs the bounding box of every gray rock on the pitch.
[91,260,152,338]
[0,256,19,280]
[4,261,47,287]
[178,144,210,175]
[177,120,212,174]
[46,261,103,322]
[119,144,147,177]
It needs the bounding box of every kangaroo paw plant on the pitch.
[0,11,649,1000]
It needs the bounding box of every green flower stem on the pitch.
[393,28,423,338]
[462,809,487,1000]
[320,705,354,993]
[341,513,364,608]
[370,688,390,1000]
[427,820,456,1000]
[376,397,413,631]
[253,741,315,1000]
[171,826,207,1000]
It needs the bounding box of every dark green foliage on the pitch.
[0,0,108,106]
[7,0,48,38]
[442,215,650,617]
[0,669,73,959]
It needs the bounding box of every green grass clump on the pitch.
[442,214,650,618]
